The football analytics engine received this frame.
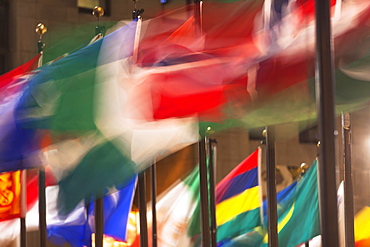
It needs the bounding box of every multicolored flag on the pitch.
[0,171,22,221]
[147,165,200,247]
[215,149,261,243]
[261,160,320,247]
[47,175,138,247]
[186,149,262,245]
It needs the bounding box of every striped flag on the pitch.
[216,149,261,243]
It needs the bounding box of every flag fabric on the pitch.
[215,149,261,243]
[0,53,44,173]
[147,165,200,247]
[217,177,298,247]
[186,149,262,245]
[354,205,370,247]
[47,175,137,247]
[0,53,41,92]
[260,159,320,247]
[0,168,46,245]
[0,171,22,221]
[10,19,198,214]
[1,0,370,220]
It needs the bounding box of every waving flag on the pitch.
[215,149,261,243]
[47,175,137,247]
[0,53,43,173]
[260,160,319,247]
[146,166,200,247]
[186,149,262,245]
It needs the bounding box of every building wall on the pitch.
[7,0,186,68]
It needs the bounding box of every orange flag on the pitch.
[0,170,22,221]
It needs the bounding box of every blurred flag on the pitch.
[148,165,200,247]
[0,53,41,93]
[354,205,370,247]
[47,175,138,247]
[0,54,44,173]
[12,20,198,214]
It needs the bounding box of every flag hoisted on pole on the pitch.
[35,22,47,247]
[193,0,211,246]
[92,7,106,247]
[314,0,340,245]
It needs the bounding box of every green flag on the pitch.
[262,160,320,247]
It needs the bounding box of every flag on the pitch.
[261,160,320,247]
[186,149,262,245]
[0,54,44,173]
[354,205,370,247]
[218,181,298,247]
[0,168,49,245]
[215,149,261,243]
[0,171,22,221]
[11,19,198,214]
[47,175,137,247]
[147,165,200,247]
[0,53,41,93]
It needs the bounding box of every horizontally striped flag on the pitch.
[215,149,261,243]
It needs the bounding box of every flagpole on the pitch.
[138,171,149,247]
[151,162,158,247]
[208,138,217,247]
[257,146,264,225]
[38,166,47,247]
[341,113,354,247]
[314,0,339,245]
[35,23,47,247]
[265,126,278,246]
[95,198,104,247]
[91,8,106,247]
[193,0,210,245]
[20,170,27,247]
[198,135,211,247]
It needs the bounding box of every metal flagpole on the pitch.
[35,23,47,247]
[94,198,104,247]
[138,171,149,247]
[265,126,278,247]
[199,136,211,247]
[342,113,354,247]
[91,8,106,247]
[314,0,339,245]
[151,162,158,247]
[38,167,47,247]
[193,0,210,245]
[208,138,217,247]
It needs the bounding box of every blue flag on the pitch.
[47,175,137,247]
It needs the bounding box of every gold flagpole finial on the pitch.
[35,23,47,52]
[92,6,105,18]
[35,23,47,40]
